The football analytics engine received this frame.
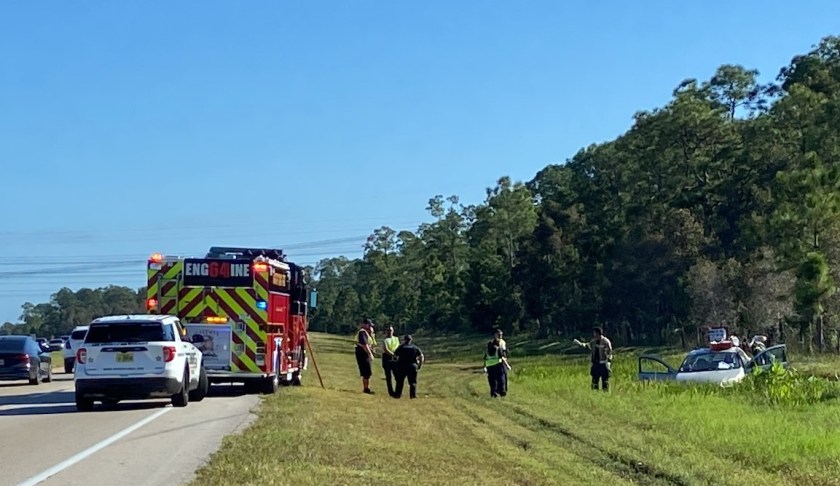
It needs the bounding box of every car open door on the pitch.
[746,344,788,372]
[638,355,677,381]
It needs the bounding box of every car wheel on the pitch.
[44,367,52,383]
[29,369,40,386]
[188,366,209,402]
[75,392,94,412]
[171,369,189,407]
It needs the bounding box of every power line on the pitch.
[0,235,370,263]
[0,215,426,238]
[0,219,427,245]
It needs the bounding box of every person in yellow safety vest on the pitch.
[381,324,400,397]
[354,318,376,394]
[484,328,508,398]
[574,327,613,391]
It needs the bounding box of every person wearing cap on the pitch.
[381,324,400,397]
[393,334,424,399]
[484,328,509,398]
[354,318,376,394]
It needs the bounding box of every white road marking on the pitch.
[16,407,172,486]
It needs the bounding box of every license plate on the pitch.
[116,352,134,363]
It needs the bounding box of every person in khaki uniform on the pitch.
[575,327,613,391]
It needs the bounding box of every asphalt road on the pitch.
[0,371,259,486]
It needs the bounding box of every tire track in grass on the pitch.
[504,403,688,486]
[452,398,636,486]
[430,363,687,486]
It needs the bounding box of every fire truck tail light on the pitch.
[253,263,268,272]
[149,253,163,263]
[147,298,158,310]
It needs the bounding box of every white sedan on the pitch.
[638,344,788,386]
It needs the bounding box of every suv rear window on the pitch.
[85,322,169,343]
[70,330,87,340]
[0,339,25,352]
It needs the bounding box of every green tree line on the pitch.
[2,286,146,338]
[310,35,840,353]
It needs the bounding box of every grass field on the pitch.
[51,351,64,371]
[191,332,840,486]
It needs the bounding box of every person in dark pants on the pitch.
[575,327,613,391]
[393,335,424,399]
[381,325,400,397]
[354,318,376,394]
[484,329,508,398]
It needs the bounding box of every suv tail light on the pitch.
[76,348,87,364]
[163,346,176,363]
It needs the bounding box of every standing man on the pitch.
[354,318,376,394]
[574,327,613,391]
[393,334,424,399]
[484,328,509,398]
[381,324,400,397]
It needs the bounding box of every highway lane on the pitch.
[0,372,259,486]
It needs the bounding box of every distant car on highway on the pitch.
[0,335,53,385]
[638,342,788,386]
[48,338,65,352]
[74,314,209,411]
[62,325,89,373]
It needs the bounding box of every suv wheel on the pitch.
[188,366,209,402]
[171,369,190,407]
[76,392,94,412]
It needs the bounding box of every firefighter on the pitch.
[574,327,613,391]
[354,318,376,394]
[484,328,508,398]
[393,334,424,399]
[381,324,400,397]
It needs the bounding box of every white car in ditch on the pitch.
[74,314,209,411]
[638,342,788,386]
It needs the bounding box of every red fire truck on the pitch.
[146,246,317,394]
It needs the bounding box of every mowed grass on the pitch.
[191,333,840,486]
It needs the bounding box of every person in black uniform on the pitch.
[393,335,425,399]
[355,318,376,394]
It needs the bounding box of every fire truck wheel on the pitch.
[189,366,209,402]
[262,373,279,394]
[172,368,190,407]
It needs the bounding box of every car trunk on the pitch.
[0,352,29,371]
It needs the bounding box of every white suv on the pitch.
[74,314,209,411]
[63,325,89,374]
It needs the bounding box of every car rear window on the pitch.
[0,339,26,352]
[70,330,87,340]
[85,322,167,343]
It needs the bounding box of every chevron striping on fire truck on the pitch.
[146,246,319,394]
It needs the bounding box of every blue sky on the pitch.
[1,1,838,324]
